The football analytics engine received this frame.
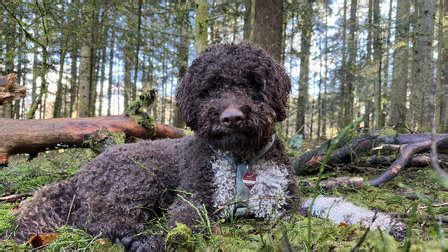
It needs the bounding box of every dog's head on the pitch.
[176,43,291,156]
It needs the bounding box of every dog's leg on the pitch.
[13,180,77,243]
[120,235,165,252]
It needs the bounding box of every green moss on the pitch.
[189,215,406,251]
[166,223,193,250]
[0,204,15,235]
[43,226,122,251]
[378,127,397,137]
[1,144,447,251]
[85,129,126,154]
[0,149,95,195]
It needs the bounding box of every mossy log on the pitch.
[0,116,185,165]
[294,132,448,186]
[0,74,26,105]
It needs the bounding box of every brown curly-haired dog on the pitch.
[11,42,297,251]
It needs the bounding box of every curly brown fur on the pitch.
[176,43,291,159]
[8,42,297,251]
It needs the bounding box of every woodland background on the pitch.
[1,1,448,250]
[0,0,447,138]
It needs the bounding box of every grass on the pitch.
[0,146,447,251]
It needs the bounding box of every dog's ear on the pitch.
[270,63,291,122]
[176,71,198,130]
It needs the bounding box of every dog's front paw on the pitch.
[117,235,164,252]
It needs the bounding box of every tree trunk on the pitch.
[27,48,48,119]
[89,48,99,117]
[437,0,448,132]
[3,13,16,119]
[132,0,143,102]
[0,9,3,78]
[107,28,115,116]
[243,0,252,40]
[409,0,419,129]
[373,0,383,129]
[98,44,106,116]
[338,0,348,129]
[194,0,208,54]
[31,46,38,108]
[390,0,410,130]
[53,50,66,118]
[69,47,78,117]
[14,37,24,119]
[123,47,132,112]
[296,0,312,137]
[343,0,358,127]
[78,45,92,117]
[161,56,167,124]
[174,2,190,128]
[382,0,393,112]
[249,0,283,62]
[322,5,329,138]
[413,0,436,130]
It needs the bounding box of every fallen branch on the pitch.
[0,116,185,165]
[312,176,365,189]
[294,132,448,186]
[0,74,26,105]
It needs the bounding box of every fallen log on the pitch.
[0,116,185,165]
[0,74,26,105]
[294,132,448,186]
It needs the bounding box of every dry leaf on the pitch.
[26,233,58,248]
[338,222,349,228]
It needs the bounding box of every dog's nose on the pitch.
[220,106,246,127]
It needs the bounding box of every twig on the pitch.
[0,193,31,202]
[418,202,448,209]
[350,211,378,251]
[65,194,76,225]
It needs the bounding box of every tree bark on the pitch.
[107,28,115,116]
[343,0,358,127]
[249,0,283,62]
[296,0,312,137]
[0,116,185,165]
[174,2,190,128]
[132,0,143,102]
[413,0,436,130]
[53,49,66,118]
[3,12,16,118]
[338,0,348,129]
[194,0,208,54]
[78,45,92,117]
[373,0,383,129]
[123,46,132,111]
[98,43,106,116]
[437,0,448,132]
[390,0,410,130]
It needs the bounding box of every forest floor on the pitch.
[0,146,447,251]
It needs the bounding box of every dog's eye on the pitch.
[198,90,209,99]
